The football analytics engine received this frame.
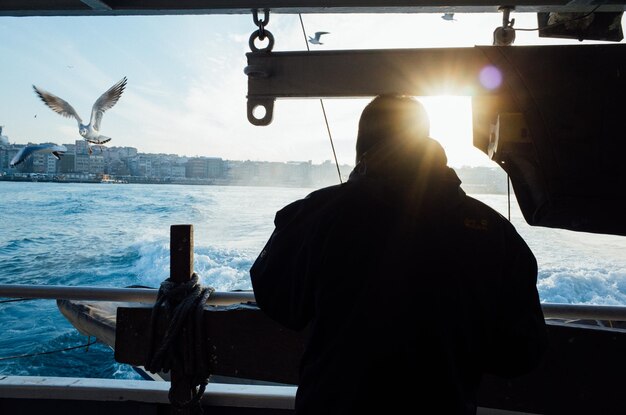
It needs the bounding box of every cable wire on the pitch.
[298,14,343,184]
[0,297,36,304]
[0,339,97,361]
[507,174,511,222]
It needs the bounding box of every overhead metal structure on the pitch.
[1,0,625,16]
[244,43,626,236]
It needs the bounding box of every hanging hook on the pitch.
[494,6,516,46]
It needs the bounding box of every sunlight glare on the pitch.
[419,96,493,168]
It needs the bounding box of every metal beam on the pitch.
[247,48,494,98]
[0,1,624,17]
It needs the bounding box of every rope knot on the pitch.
[145,272,215,413]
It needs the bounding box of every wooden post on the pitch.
[170,225,193,282]
[169,224,194,415]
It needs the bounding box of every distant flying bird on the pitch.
[441,13,456,21]
[33,77,127,152]
[10,144,67,167]
[308,31,330,45]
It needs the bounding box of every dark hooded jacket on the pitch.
[250,156,547,414]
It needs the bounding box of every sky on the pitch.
[0,12,621,167]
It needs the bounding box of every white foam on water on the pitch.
[128,238,253,291]
[538,267,626,305]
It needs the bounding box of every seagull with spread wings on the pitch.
[308,31,330,45]
[33,77,127,153]
[10,144,67,167]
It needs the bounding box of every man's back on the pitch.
[251,169,547,414]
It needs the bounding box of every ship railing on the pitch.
[0,284,253,305]
[0,283,292,412]
[1,283,626,321]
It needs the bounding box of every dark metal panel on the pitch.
[1,0,625,16]
[480,44,626,236]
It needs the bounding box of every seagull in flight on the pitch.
[308,31,330,45]
[33,77,127,153]
[10,144,67,167]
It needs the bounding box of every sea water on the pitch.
[1,181,625,379]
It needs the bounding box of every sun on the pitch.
[419,96,494,168]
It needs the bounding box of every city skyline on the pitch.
[0,136,354,186]
[0,134,351,165]
[0,136,508,194]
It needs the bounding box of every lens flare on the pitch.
[479,65,502,90]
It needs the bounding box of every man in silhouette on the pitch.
[250,95,547,414]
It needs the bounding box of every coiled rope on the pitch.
[145,273,214,413]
